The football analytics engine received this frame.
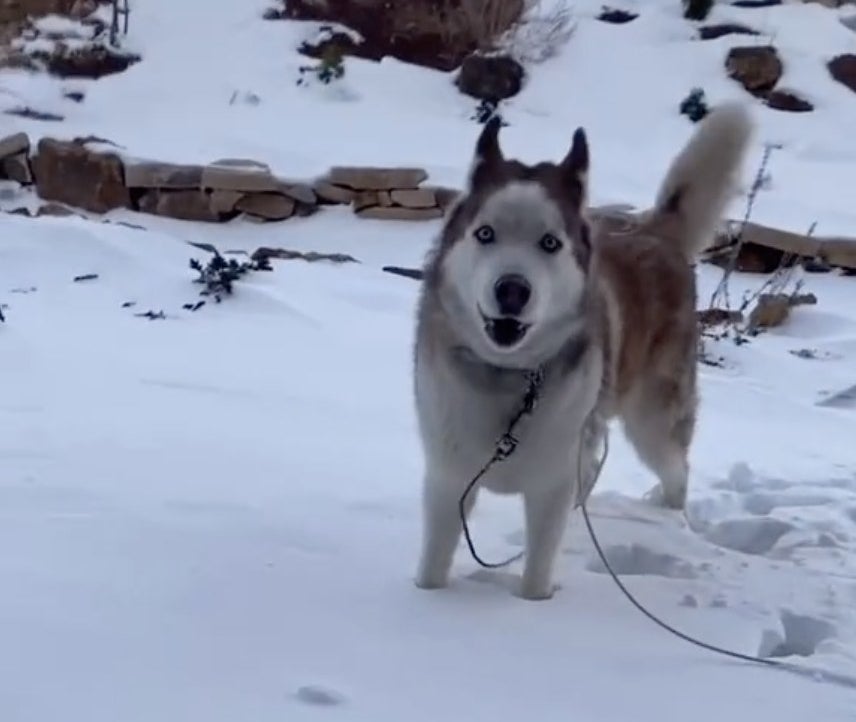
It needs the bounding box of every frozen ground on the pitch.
[2,0,856,719]
[1,206,855,721]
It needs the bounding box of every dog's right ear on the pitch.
[467,116,504,189]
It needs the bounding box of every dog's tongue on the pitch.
[488,318,526,347]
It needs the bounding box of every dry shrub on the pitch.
[389,0,574,62]
[389,0,526,58]
[287,0,574,70]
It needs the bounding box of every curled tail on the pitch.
[651,102,754,258]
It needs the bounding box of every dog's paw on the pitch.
[515,579,560,601]
[644,483,686,511]
[414,573,449,591]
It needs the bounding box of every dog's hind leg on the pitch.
[415,471,477,590]
[621,377,697,510]
[519,480,574,600]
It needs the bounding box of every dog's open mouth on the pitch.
[481,312,529,348]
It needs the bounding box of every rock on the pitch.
[327,166,428,191]
[31,137,130,213]
[455,54,525,102]
[429,186,461,212]
[313,180,355,205]
[201,159,316,204]
[37,45,141,80]
[138,189,221,222]
[0,132,29,159]
[279,182,316,205]
[828,54,856,94]
[597,7,638,23]
[1,153,33,184]
[726,46,782,96]
[765,90,813,112]
[352,190,384,212]
[698,23,759,40]
[235,193,295,220]
[356,206,443,221]
[723,221,856,271]
[731,0,781,7]
[201,160,280,193]
[747,294,791,331]
[208,190,244,214]
[36,202,77,217]
[390,188,437,209]
[124,161,204,189]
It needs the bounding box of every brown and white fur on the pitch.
[412,104,753,600]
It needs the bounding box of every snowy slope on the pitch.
[2,0,856,232]
[2,0,856,719]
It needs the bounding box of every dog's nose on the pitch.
[494,274,531,316]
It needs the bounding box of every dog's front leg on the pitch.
[519,481,574,600]
[415,469,476,590]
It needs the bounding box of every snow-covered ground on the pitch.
[2,0,856,719]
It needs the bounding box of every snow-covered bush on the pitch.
[498,0,575,64]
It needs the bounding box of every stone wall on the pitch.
[2,130,855,273]
[0,132,459,223]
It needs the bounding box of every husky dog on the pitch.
[412,103,753,600]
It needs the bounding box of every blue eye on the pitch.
[474,225,495,244]
[539,233,562,254]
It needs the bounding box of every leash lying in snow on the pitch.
[458,372,856,690]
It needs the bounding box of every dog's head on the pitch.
[431,117,592,369]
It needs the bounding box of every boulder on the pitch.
[716,221,856,271]
[455,54,525,102]
[31,137,130,213]
[597,8,638,23]
[428,186,461,212]
[124,161,204,189]
[828,54,856,94]
[208,190,244,214]
[0,132,29,159]
[390,188,437,209]
[352,190,393,212]
[765,89,813,112]
[137,189,221,222]
[1,153,33,184]
[698,23,759,40]
[356,206,443,221]
[726,46,782,95]
[313,180,355,204]
[327,166,428,190]
[234,193,296,220]
[201,159,316,203]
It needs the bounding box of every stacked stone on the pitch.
[314,166,458,220]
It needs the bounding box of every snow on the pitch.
[2,0,856,719]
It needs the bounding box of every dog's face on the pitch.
[434,118,592,369]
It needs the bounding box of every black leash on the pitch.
[458,374,856,689]
[458,367,545,569]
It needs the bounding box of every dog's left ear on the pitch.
[559,127,589,201]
